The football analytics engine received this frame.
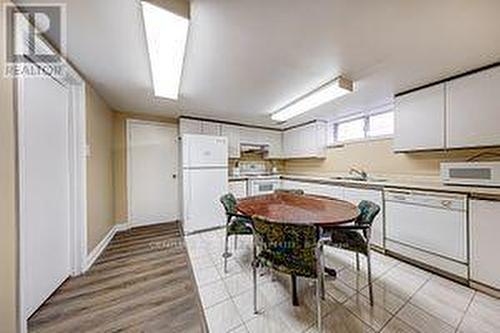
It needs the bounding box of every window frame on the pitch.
[333,116,367,143]
[330,110,394,145]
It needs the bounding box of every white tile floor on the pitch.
[185,229,500,333]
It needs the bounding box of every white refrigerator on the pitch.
[182,134,229,233]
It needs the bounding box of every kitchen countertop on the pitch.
[230,173,500,200]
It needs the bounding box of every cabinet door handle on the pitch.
[441,200,452,208]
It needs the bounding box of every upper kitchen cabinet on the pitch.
[221,124,241,159]
[201,121,222,136]
[260,130,283,159]
[238,127,283,159]
[446,66,500,148]
[283,121,327,158]
[179,118,222,136]
[393,84,445,152]
[179,118,203,135]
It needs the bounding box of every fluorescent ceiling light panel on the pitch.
[142,1,189,100]
[271,76,354,122]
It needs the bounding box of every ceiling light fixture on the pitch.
[271,76,354,122]
[141,1,189,100]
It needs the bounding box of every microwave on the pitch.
[441,162,500,187]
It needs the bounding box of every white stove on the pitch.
[248,175,281,195]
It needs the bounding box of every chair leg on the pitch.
[253,242,258,314]
[366,249,374,306]
[319,244,325,300]
[234,235,238,250]
[270,268,276,282]
[253,262,258,314]
[355,252,360,271]
[291,274,299,306]
[316,244,324,332]
[316,279,322,332]
[223,233,230,274]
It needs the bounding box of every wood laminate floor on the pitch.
[28,222,207,333]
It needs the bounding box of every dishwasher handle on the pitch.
[385,190,466,211]
[385,190,413,202]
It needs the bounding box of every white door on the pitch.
[129,121,179,226]
[19,76,71,317]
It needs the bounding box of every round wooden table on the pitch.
[237,191,359,226]
[237,191,359,305]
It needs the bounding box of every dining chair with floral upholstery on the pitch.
[324,200,380,306]
[220,193,254,273]
[251,215,328,332]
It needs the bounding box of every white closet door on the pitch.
[19,76,71,317]
[129,121,179,225]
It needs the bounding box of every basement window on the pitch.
[367,111,394,137]
[331,109,394,144]
[336,118,365,142]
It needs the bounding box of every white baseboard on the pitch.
[115,222,131,232]
[127,219,178,228]
[84,225,117,272]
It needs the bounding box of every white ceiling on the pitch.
[16,0,500,127]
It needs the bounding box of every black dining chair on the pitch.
[220,193,253,273]
[324,200,381,306]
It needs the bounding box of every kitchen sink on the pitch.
[330,176,387,182]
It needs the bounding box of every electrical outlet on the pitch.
[84,144,91,157]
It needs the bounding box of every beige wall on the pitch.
[285,138,500,176]
[86,86,115,253]
[0,0,18,331]
[113,112,177,224]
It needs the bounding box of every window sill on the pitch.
[327,135,393,148]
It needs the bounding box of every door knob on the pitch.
[172,174,177,179]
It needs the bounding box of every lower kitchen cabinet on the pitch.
[344,187,384,249]
[282,179,384,249]
[282,180,343,199]
[470,199,500,290]
[228,180,248,199]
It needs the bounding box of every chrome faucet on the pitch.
[349,167,368,180]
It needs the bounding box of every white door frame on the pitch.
[17,62,87,332]
[126,119,179,228]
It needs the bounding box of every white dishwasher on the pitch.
[385,189,468,279]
